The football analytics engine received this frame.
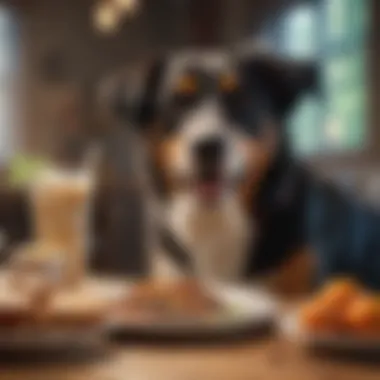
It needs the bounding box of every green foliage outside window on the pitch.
[278,0,369,155]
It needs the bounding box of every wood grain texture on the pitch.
[1,338,380,380]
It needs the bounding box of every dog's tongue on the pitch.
[197,181,221,201]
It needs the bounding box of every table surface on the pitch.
[1,337,380,380]
[0,276,379,380]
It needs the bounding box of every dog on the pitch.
[102,48,380,294]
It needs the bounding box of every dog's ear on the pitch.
[238,52,319,117]
[99,58,166,129]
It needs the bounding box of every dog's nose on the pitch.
[193,137,225,162]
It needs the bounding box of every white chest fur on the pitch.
[167,194,253,282]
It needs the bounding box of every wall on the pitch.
[15,0,192,154]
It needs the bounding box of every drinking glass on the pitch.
[29,166,95,286]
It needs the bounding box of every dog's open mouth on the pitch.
[176,163,245,203]
[196,179,222,201]
[195,166,223,202]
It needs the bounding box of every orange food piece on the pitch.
[300,278,380,336]
[345,295,380,336]
[319,278,359,305]
[300,278,360,332]
[299,301,334,332]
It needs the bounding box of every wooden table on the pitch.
[1,336,380,380]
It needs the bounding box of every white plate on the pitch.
[281,310,380,352]
[108,283,278,338]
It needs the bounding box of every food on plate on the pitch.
[0,276,110,330]
[299,300,336,332]
[299,278,380,336]
[115,278,223,323]
[40,294,108,327]
[300,278,359,327]
[7,242,65,297]
[319,278,359,306]
[345,296,380,335]
[0,239,111,330]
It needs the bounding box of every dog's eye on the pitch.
[220,73,239,93]
[175,75,198,96]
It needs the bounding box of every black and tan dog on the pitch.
[103,48,380,294]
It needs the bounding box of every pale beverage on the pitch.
[30,169,94,286]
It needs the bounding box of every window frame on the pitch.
[0,4,19,166]
[263,0,373,165]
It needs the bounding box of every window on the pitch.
[0,5,17,163]
[263,0,369,156]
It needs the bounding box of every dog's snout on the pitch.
[193,137,225,162]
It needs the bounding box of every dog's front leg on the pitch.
[144,199,187,280]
